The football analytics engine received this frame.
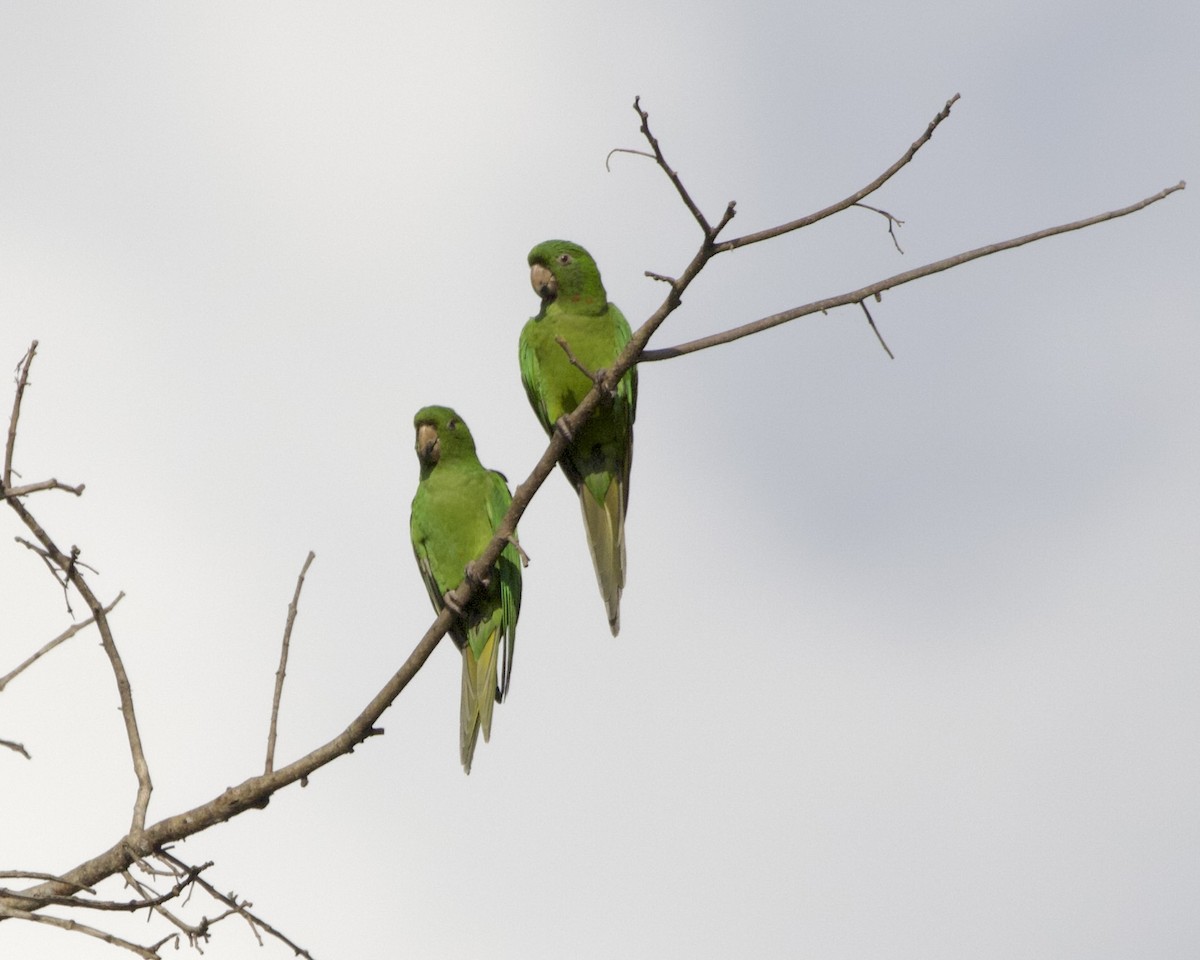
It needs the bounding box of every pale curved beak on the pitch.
[416,423,440,465]
[530,263,557,301]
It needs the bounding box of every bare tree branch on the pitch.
[859,299,895,359]
[632,96,719,238]
[265,551,316,775]
[4,340,37,492]
[0,592,125,693]
[1,478,86,500]
[6,499,154,836]
[0,905,164,958]
[0,739,31,759]
[0,872,96,893]
[714,93,960,253]
[854,202,906,253]
[2,864,207,912]
[639,180,1185,361]
[3,348,154,836]
[158,851,316,960]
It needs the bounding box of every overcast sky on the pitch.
[2,2,1197,958]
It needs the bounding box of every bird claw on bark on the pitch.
[554,416,575,444]
[442,590,466,617]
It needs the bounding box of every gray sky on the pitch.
[2,2,1197,958]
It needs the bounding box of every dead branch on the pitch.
[1,478,86,500]
[0,872,95,893]
[0,739,31,759]
[1,864,207,912]
[715,93,960,253]
[3,347,153,835]
[4,340,37,492]
[0,905,164,959]
[854,202,906,253]
[158,851,315,959]
[639,180,1186,362]
[265,551,316,774]
[9,496,153,835]
[859,300,895,359]
[0,592,125,693]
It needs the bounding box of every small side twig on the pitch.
[554,335,601,384]
[640,180,1186,362]
[0,738,31,759]
[713,93,960,254]
[157,852,316,960]
[854,202,906,253]
[0,591,125,693]
[4,340,38,492]
[1,478,86,500]
[3,865,207,912]
[859,299,895,359]
[265,551,316,775]
[506,534,530,568]
[605,146,655,171]
[0,907,163,959]
[0,872,95,893]
[633,96,721,239]
[8,496,153,835]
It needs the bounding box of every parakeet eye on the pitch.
[448,417,460,430]
[557,253,572,265]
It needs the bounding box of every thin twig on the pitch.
[0,906,161,959]
[1,478,86,500]
[8,499,153,835]
[265,551,315,775]
[0,872,95,893]
[506,534,530,568]
[158,851,316,960]
[2,345,153,833]
[713,93,960,253]
[605,146,654,171]
[0,739,31,759]
[3,865,206,912]
[0,592,125,693]
[641,181,1187,361]
[859,300,895,359]
[120,869,205,942]
[4,341,37,491]
[854,202,906,253]
[633,96,717,238]
[554,335,600,383]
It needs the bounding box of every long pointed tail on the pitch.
[460,629,499,774]
[578,479,626,636]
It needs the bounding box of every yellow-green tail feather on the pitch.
[578,479,626,636]
[460,628,499,774]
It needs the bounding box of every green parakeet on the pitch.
[409,405,522,773]
[519,240,636,636]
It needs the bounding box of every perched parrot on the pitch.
[519,240,636,636]
[409,405,522,773]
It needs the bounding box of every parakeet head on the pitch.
[528,239,607,312]
[413,405,476,474]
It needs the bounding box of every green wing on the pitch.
[485,469,522,700]
[518,320,552,435]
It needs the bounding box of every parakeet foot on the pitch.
[463,561,492,592]
[442,589,466,617]
[554,416,576,444]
